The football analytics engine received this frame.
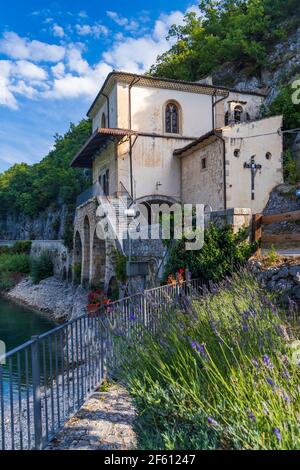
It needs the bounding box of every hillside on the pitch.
[0,120,92,244]
[150,0,300,181]
[0,0,299,244]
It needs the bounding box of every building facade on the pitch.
[71,71,283,290]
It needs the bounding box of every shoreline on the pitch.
[0,289,61,324]
[5,276,88,324]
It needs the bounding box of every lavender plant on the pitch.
[117,272,300,450]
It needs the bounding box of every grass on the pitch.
[115,271,300,450]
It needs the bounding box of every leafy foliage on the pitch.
[150,0,300,81]
[0,120,92,217]
[30,251,54,284]
[163,224,254,283]
[118,272,299,450]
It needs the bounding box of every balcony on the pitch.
[76,183,104,208]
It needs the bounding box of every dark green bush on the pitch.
[30,251,54,284]
[163,224,254,283]
[11,241,32,255]
[0,253,30,273]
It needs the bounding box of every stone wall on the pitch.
[209,208,252,233]
[252,261,300,307]
[30,240,72,282]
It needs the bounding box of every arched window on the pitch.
[165,102,180,134]
[234,105,243,123]
[101,112,106,128]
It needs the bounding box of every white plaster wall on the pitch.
[130,85,214,137]
[92,84,118,131]
[92,142,118,194]
[226,92,263,121]
[224,115,283,213]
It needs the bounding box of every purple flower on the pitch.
[263,355,274,370]
[189,339,209,360]
[248,411,256,422]
[208,417,220,428]
[266,377,275,388]
[273,428,281,442]
[209,319,218,334]
[129,313,136,321]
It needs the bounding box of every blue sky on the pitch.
[0,1,199,173]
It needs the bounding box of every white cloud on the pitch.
[76,23,109,38]
[66,47,89,75]
[106,11,138,32]
[52,24,65,38]
[0,32,66,63]
[0,4,199,107]
[13,60,47,81]
[0,60,18,109]
[51,62,65,78]
[46,62,113,100]
[78,10,88,19]
[103,8,194,73]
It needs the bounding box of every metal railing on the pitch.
[0,278,204,450]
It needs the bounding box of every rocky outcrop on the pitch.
[7,277,87,322]
[0,204,72,241]
[263,184,300,233]
[251,261,300,306]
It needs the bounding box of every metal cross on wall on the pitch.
[244,155,262,201]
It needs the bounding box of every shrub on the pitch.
[283,150,300,185]
[117,272,300,450]
[164,224,254,283]
[30,251,54,284]
[0,253,30,273]
[11,240,32,255]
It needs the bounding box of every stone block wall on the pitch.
[209,208,252,233]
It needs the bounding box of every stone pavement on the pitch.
[46,385,137,450]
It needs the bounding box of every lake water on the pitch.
[0,296,56,354]
[0,297,56,404]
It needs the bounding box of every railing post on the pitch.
[31,336,43,450]
[252,213,262,255]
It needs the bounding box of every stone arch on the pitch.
[107,276,119,301]
[134,195,180,226]
[82,216,91,286]
[90,228,106,289]
[73,231,82,284]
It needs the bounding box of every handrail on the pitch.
[0,276,203,450]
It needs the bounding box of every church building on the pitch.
[71,71,283,288]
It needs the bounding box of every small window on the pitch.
[234,105,243,123]
[101,113,106,128]
[234,149,240,158]
[201,158,207,170]
[225,111,229,126]
[266,152,272,160]
[165,102,179,134]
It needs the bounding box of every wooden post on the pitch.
[252,213,262,256]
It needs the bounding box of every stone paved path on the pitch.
[46,385,137,450]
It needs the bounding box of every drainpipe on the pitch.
[101,92,110,127]
[212,89,230,210]
[128,76,141,198]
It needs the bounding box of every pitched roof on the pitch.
[87,71,266,117]
[174,130,222,157]
[70,128,137,168]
